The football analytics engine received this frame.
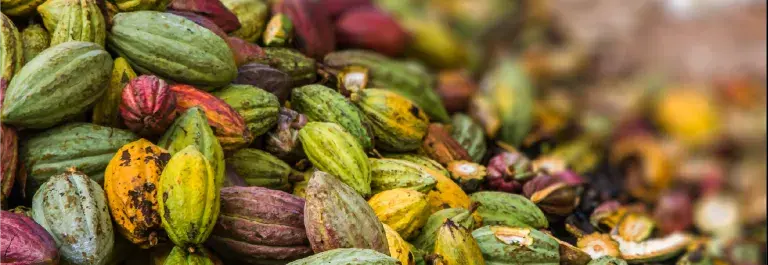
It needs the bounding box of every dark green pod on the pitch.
[213,85,280,138]
[470,191,548,229]
[263,47,316,87]
[226,148,299,191]
[451,113,487,163]
[291,84,372,150]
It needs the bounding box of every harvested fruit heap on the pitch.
[0,0,765,265]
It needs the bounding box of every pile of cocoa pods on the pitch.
[1,0,765,264]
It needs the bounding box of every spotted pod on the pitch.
[0,210,59,264]
[472,225,560,264]
[158,145,219,249]
[298,122,371,197]
[220,0,267,42]
[92,57,137,128]
[226,148,300,191]
[411,207,476,252]
[32,170,114,265]
[382,224,416,265]
[470,191,549,229]
[104,139,170,248]
[450,114,487,163]
[291,84,373,150]
[351,88,429,152]
[47,0,106,47]
[432,220,485,265]
[213,84,279,138]
[262,47,317,87]
[368,188,430,240]
[20,23,49,65]
[369,158,437,194]
[287,248,399,265]
[425,167,472,213]
[158,107,225,188]
[383,153,450,177]
[1,13,23,82]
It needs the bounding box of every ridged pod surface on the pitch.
[1,0,47,17]
[213,84,279,138]
[262,47,317,86]
[425,167,472,212]
[324,50,449,122]
[352,88,429,152]
[207,186,312,264]
[383,224,416,265]
[226,148,298,191]
[292,84,372,150]
[120,75,177,137]
[411,207,476,252]
[1,41,112,128]
[470,191,548,229]
[158,107,225,187]
[36,0,68,31]
[303,171,388,254]
[32,170,114,265]
[368,188,430,240]
[108,11,237,88]
[171,84,253,150]
[472,225,560,264]
[104,139,170,248]
[163,245,215,265]
[287,248,399,265]
[0,210,59,264]
[433,220,485,265]
[298,122,371,196]
[92,57,137,128]
[384,153,450,177]
[1,124,18,206]
[369,158,437,194]
[48,0,106,47]
[20,23,49,65]
[1,14,23,82]
[220,0,267,42]
[158,145,219,249]
[450,114,487,163]
[20,123,138,195]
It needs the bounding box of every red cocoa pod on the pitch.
[207,186,312,264]
[120,75,178,137]
[234,63,291,102]
[167,10,229,39]
[436,70,478,113]
[334,7,408,57]
[171,84,253,150]
[273,0,335,60]
[227,37,268,67]
[1,210,59,264]
[168,0,241,32]
[1,123,18,206]
[485,151,534,193]
[322,0,372,19]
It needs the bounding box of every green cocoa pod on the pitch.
[291,84,372,150]
[163,246,214,265]
[91,57,137,127]
[2,41,112,128]
[588,256,628,265]
[351,88,429,152]
[262,47,316,86]
[32,170,114,265]
[108,11,237,89]
[226,148,301,191]
[472,225,560,264]
[410,207,475,252]
[48,0,106,47]
[36,0,69,31]
[20,122,138,195]
[383,153,450,177]
[220,0,267,43]
[470,191,548,229]
[1,13,24,82]
[112,0,169,12]
[451,113,487,163]
[483,57,534,146]
[410,244,427,265]
[287,248,399,265]
[1,0,47,17]
[324,50,449,122]
[298,122,371,197]
[159,107,225,188]
[213,84,279,138]
[369,158,437,194]
[158,145,220,249]
[20,23,50,64]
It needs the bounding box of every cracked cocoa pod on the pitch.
[523,174,583,218]
[420,123,472,166]
[485,150,534,193]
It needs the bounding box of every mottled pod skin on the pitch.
[369,158,437,194]
[351,88,429,152]
[472,225,561,264]
[225,148,297,191]
[262,47,317,87]
[450,114,487,163]
[48,0,107,47]
[1,210,59,264]
[1,0,47,17]
[20,23,50,65]
[470,191,549,229]
[207,186,312,264]
[420,123,472,166]
[158,145,220,249]
[1,123,18,206]
[213,84,279,138]
[382,224,416,265]
[32,170,115,265]
[383,153,450,177]
[158,107,225,188]
[411,207,476,252]
[91,57,137,128]
[287,248,399,265]
[120,75,177,137]
[432,220,485,265]
[104,139,170,248]
[220,0,267,42]
[303,171,389,254]
[1,13,23,82]
[292,84,373,150]
[425,167,472,213]
[368,188,430,240]
[162,245,218,265]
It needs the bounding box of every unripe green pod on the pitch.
[292,84,373,150]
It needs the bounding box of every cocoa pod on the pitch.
[220,0,267,42]
[120,75,177,137]
[32,170,114,265]
[233,63,291,102]
[382,223,416,265]
[425,167,472,213]
[432,220,485,265]
[401,17,467,69]
[273,0,335,60]
[111,0,169,11]
[437,70,477,113]
[287,248,398,265]
[482,57,534,147]
[1,210,59,264]
[368,188,430,240]
[20,23,50,64]
[472,225,561,264]
[0,13,23,82]
[225,148,299,191]
[303,171,389,254]
[335,7,408,57]
[450,113,487,163]
[369,158,437,194]
[291,84,373,150]
[207,186,312,264]
[470,191,549,229]
[1,124,18,207]
[351,88,429,152]
[262,13,293,47]
[162,245,220,265]
[213,84,279,138]
[167,0,240,31]
[92,57,137,128]
[383,153,450,177]
[411,207,476,252]
[265,107,307,163]
[227,37,267,67]
[48,0,107,47]
[166,10,228,38]
[262,47,317,87]
[1,0,47,17]
[420,123,471,166]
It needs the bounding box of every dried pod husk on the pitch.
[1,124,18,206]
[653,190,693,235]
[234,63,292,102]
[226,36,267,67]
[335,7,408,57]
[170,84,253,150]
[450,113,486,163]
[368,188,430,240]
[48,0,107,47]
[298,122,371,196]
[207,186,312,264]
[0,14,23,83]
[225,148,299,191]
[158,145,220,249]
[484,151,534,193]
[1,210,59,264]
[446,160,486,193]
[292,84,373,150]
[92,57,137,128]
[432,220,484,265]
[287,248,399,265]
[336,66,369,96]
[588,256,628,265]
[472,225,560,264]
[352,88,429,152]
[158,107,225,188]
[213,84,279,138]
[263,13,293,47]
[577,233,620,260]
[546,233,592,265]
[411,207,476,252]
[383,153,450,177]
[382,224,416,265]
[481,56,534,147]
[20,123,137,195]
[437,70,478,113]
[167,0,240,31]
[470,191,548,229]
[1,0,47,16]
[611,135,672,203]
[369,158,437,194]
[303,171,389,254]
[272,0,335,60]
[265,107,307,163]
[20,23,50,64]
[612,232,692,263]
[104,139,170,248]
[220,0,267,42]
[119,75,177,137]
[166,10,228,39]
[615,213,655,243]
[425,167,472,213]
[32,170,114,265]
[420,123,471,166]
[523,174,583,218]
[324,50,449,122]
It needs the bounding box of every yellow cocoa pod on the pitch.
[92,57,137,127]
[433,220,485,265]
[368,188,430,240]
[425,167,471,213]
[382,224,416,265]
[351,88,429,152]
[105,139,170,248]
[654,87,720,147]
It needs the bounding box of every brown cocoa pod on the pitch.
[334,7,408,57]
[1,123,18,207]
[420,123,471,166]
[120,75,177,137]
[233,63,291,102]
[437,70,478,113]
[167,0,241,32]
[1,210,59,264]
[272,0,335,60]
